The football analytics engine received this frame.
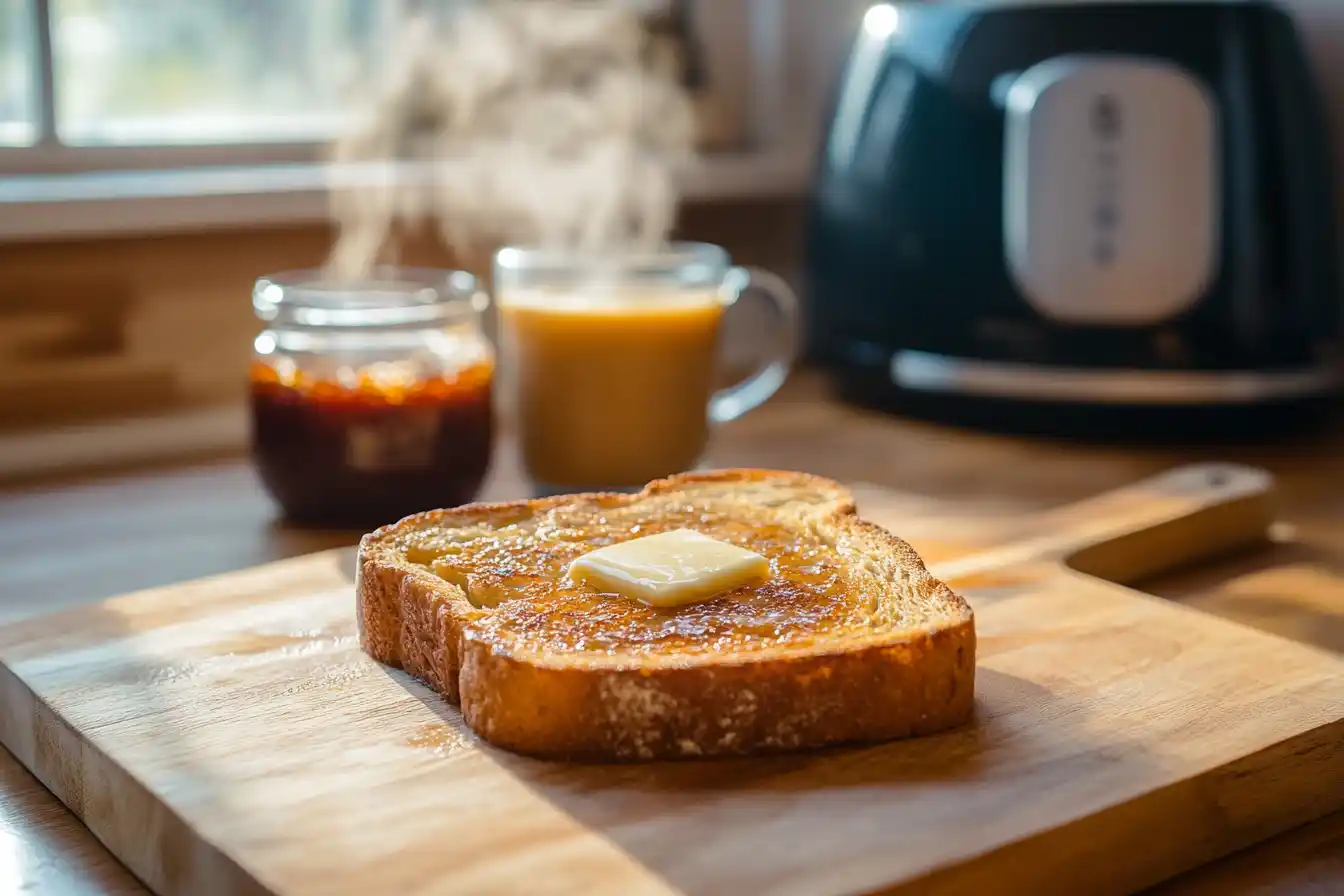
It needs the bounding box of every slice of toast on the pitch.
[357,470,976,760]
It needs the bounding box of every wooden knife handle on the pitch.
[932,464,1275,586]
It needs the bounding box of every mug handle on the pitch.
[709,266,800,425]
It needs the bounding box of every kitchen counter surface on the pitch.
[1,373,1341,895]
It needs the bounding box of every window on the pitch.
[51,0,403,146]
[0,0,37,146]
[1,0,778,170]
[0,1,810,240]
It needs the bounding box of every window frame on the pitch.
[0,0,795,175]
[0,0,823,242]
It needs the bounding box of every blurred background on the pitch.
[1,0,1343,476]
[0,0,864,477]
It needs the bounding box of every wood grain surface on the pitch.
[0,374,1341,894]
[0,460,1341,895]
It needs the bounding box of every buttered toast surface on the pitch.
[357,470,976,760]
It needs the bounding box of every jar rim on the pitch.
[254,266,487,329]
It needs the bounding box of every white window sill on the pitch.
[0,147,815,243]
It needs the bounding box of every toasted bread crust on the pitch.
[357,470,976,760]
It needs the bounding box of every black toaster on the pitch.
[806,0,1342,438]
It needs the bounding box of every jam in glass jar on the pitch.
[250,268,494,528]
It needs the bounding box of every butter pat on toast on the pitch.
[356,470,976,760]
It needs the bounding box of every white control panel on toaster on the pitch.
[1003,54,1222,326]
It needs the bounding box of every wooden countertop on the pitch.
[1,373,1341,895]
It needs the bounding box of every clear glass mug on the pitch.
[493,242,799,493]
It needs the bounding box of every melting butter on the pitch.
[566,529,769,608]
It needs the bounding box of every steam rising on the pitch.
[327,0,698,280]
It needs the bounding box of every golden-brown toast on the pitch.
[356,470,976,760]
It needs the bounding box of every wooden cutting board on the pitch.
[1,464,1341,896]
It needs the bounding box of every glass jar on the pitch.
[250,268,494,529]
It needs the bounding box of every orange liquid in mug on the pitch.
[501,290,724,487]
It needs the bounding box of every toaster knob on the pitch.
[1003,55,1221,326]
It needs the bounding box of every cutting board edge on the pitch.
[0,659,273,896]
[5,637,1344,896]
[896,714,1344,896]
